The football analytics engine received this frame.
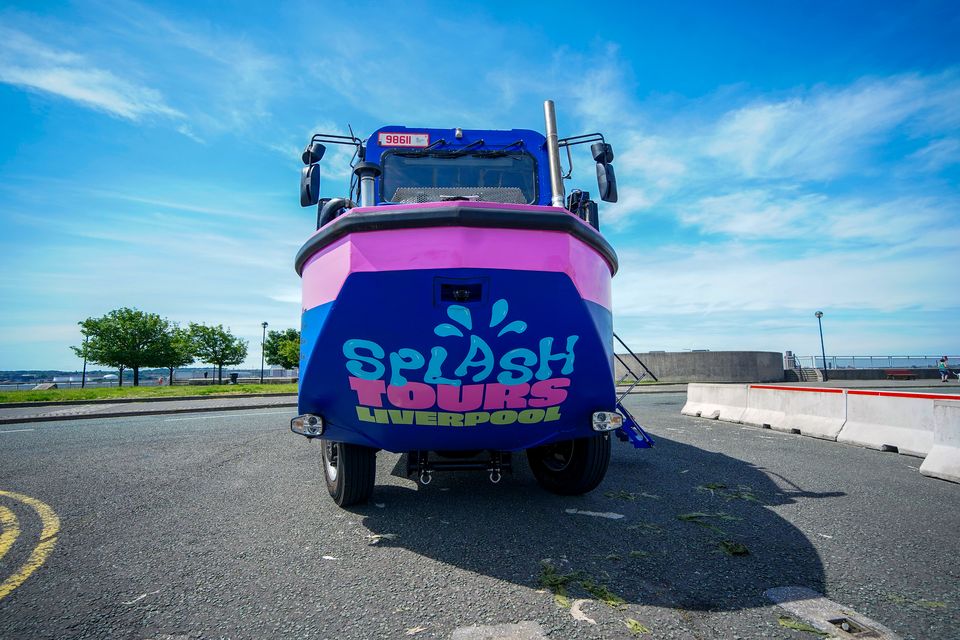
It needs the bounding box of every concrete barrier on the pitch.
[919,400,960,483]
[748,385,847,440]
[682,384,960,481]
[681,384,748,422]
[836,390,946,457]
[740,385,787,430]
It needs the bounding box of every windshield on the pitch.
[381,153,537,204]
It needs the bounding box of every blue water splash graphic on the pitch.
[437,297,526,341]
[447,305,473,330]
[489,299,509,328]
[497,320,527,337]
[434,323,464,338]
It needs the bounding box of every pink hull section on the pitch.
[300,226,613,312]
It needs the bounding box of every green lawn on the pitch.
[0,383,298,404]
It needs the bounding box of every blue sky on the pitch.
[1,0,958,371]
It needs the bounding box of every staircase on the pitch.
[785,366,824,382]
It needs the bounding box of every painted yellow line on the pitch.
[0,490,60,601]
[0,506,19,560]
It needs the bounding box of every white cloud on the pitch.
[907,137,960,172]
[601,186,656,230]
[616,132,688,190]
[0,26,182,121]
[176,124,205,144]
[679,190,827,239]
[267,288,301,304]
[557,43,639,131]
[674,187,959,250]
[626,243,933,313]
[91,0,283,131]
[705,73,960,181]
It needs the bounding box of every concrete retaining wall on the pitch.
[616,351,784,383]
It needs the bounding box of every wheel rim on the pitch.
[539,440,576,472]
[323,440,339,482]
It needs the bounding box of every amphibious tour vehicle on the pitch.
[291,101,652,506]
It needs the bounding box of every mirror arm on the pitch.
[310,132,363,147]
[562,144,573,180]
[557,132,606,148]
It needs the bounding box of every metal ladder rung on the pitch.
[613,332,657,402]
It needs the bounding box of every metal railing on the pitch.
[791,355,958,370]
[0,381,121,391]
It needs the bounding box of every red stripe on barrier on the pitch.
[847,390,960,400]
[749,385,844,394]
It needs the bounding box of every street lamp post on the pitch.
[815,311,828,382]
[81,333,88,389]
[260,321,268,384]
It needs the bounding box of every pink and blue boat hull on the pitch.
[296,202,617,453]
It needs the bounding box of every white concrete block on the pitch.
[837,390,941,457]
[778,387,847,440]
[741,385,788,431]
[681,384,748,422]
[919,400,960,483]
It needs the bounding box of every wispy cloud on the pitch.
[96,0,284,131]
[0,26,182,121]
[906,137,960,172]
[553,56,960,355]
[616,239,954,316]
[704,73,958,181]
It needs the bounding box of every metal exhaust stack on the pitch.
[354,162,382,208]
[543,100,565,208]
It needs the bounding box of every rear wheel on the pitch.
[321,440,377,506]
[527,434,610,495]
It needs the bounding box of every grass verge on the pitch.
[0,383,298,404]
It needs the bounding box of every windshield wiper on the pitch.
[471,140,524,158]
[406,139,485,159]
[440,139,484,158]
[394,138,448,157]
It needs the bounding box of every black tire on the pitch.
[527,434,611,495]
[321,440,377,507]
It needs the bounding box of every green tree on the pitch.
[189,323,248,383]
[156,326,195,385]
[278,339,300,370]
[72,308,170,386]
[263,328,301,370]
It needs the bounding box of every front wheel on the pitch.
[527,434,611,495]
[321,440,377,506]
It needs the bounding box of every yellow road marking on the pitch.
[0,506,19,560]
[0,490,60,601]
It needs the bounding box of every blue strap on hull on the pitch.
[614,400,655,449]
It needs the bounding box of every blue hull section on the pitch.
[299,269,614,453]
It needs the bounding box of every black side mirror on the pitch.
[596,162,618,203]
[300,164,321,207]
[591,142,614,163]
[301,142,326,166]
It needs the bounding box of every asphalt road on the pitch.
[0,394,957,639]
